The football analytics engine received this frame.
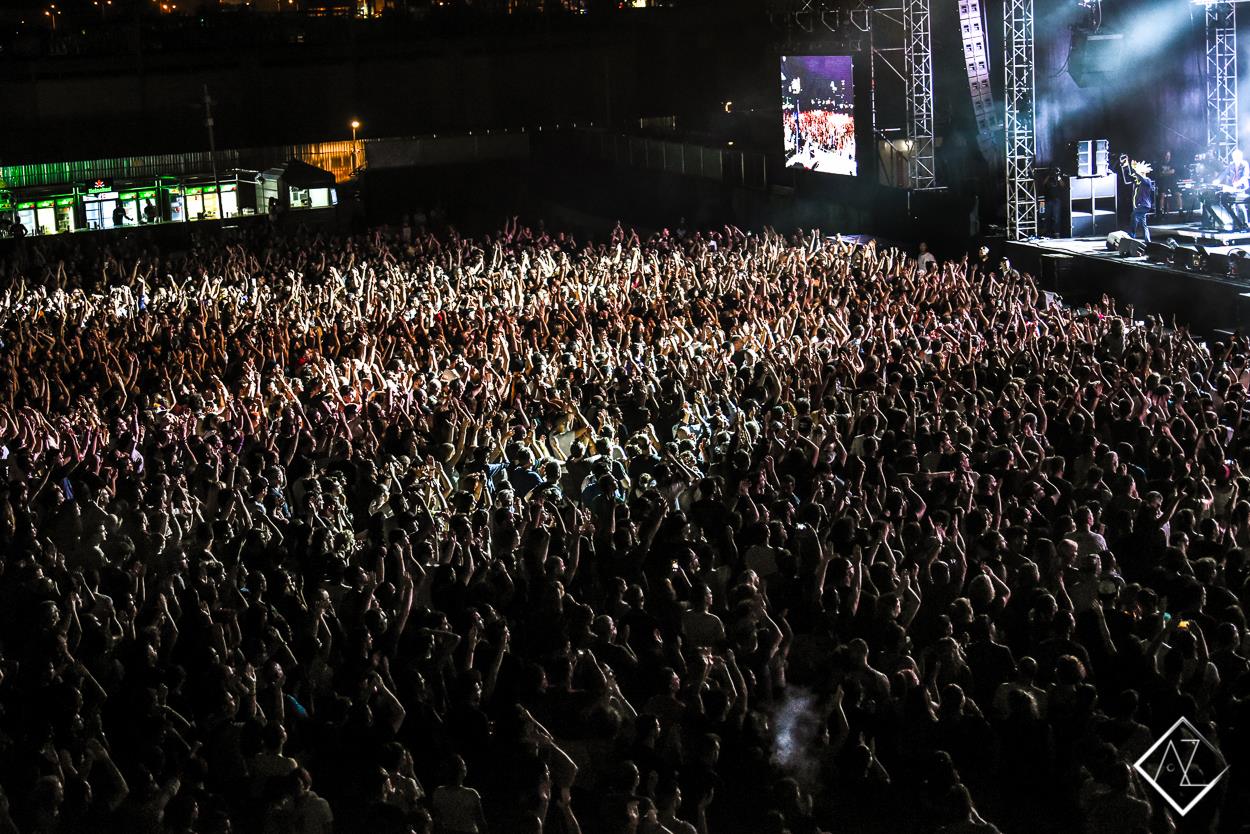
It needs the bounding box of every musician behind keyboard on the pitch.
[1213,148,1250,229]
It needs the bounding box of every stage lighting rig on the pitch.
[1074,0,1102,30]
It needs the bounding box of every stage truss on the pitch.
[1205,2,1237,165]
[771,0,937,190]
[902,0,937,188]
[766,0,851,33]
[1005,0,1038,239]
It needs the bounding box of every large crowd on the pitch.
[784,110,855,155]
[0,218,1246,834]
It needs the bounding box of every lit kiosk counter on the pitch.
[76,177,168,228]
[159,177,186,224]
[182,172,260,222]
[81,179,121,230]
[79,179,160,230]
[14,189,77,235]
[260,160,337,221]
[121,185,162,226]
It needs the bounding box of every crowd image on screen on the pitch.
[781,57,856,176]
[0,218,1248,834]
[782,110,856,173]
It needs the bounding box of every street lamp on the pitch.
[44,5,59,32]
[350,119,361,171]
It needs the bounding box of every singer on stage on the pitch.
[1119,154,1155,242]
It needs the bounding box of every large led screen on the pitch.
[781,55,857,176]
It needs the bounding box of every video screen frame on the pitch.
[781,55,858,177]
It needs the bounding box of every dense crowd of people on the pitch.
[0,217,1247,834]
[783,111,856,174]
[785,110,855,154]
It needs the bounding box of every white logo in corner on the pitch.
[1133,716,1228,816]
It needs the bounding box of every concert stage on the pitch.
[1149,223,1250,248]
[1004,227,1250,337]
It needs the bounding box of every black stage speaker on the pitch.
[1230,249,1250,282]
[1206,251,1234,277]
[1040,252,1074,293]
[1176,244,1207,272]
[1069,32,1124,88]
[1145,239,1176,264]
[1118,236,1146,257]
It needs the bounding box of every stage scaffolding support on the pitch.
[1205,2,1237,165]
[902,0,937,188]
[1004,0,1038,240]
[767,0,856,34]
[861,0,937,189]
[766,0,937,189]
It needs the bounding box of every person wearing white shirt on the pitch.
[682,584,726,649]
[917,242,937,272]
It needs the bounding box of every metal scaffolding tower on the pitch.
[1004,0,1037,239]
[902,0,937,188]
[1205,2,1238,165]
[767,0,859,33]
[768,0,935,189]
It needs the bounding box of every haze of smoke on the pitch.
[771,687,823,790]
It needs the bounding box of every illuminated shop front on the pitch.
[2,160,334,236]
[81,179,122,230]
[182,173,260,221]
[260,160,338,215]
[14,190,77,235]
[77,179,163,229]
[184,183,234,221]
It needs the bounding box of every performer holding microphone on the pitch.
[1119,153,1155,242]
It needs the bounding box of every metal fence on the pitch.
[2,128,735,193]
[576,130,768,187]
[1,132,532,191]
[0,152,242,190]
[364,132,531,171]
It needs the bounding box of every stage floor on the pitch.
[1024,226,1250,275]
[1149,223,1250,247]
[1005,230,1250,336]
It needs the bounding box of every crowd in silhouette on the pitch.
[0,219,1246,834]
